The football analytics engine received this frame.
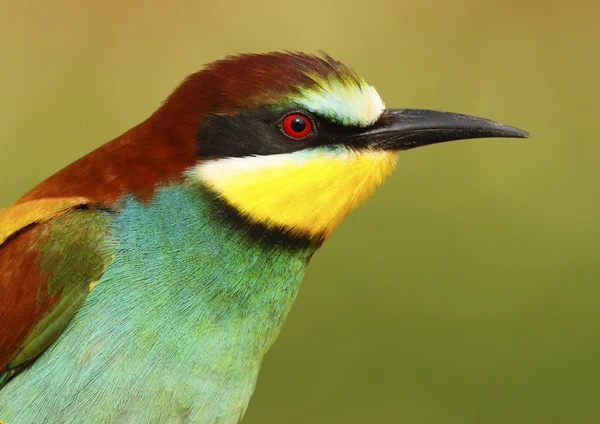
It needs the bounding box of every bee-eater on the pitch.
[0,52,528,423]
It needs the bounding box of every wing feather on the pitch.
[0,198,114,387]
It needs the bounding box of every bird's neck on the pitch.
[109,182,318,368]
[115,179,318,318]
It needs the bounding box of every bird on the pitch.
[0,51,529,423]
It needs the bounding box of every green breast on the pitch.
[0,184,316,423]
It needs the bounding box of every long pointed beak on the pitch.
[350,109,530,150]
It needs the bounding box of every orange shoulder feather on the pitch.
[0,197,90,245]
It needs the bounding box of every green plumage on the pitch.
[0,185,316,423]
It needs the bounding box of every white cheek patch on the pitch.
[291,75,385,127]
[190,148,334,181]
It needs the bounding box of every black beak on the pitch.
[350,109,530,150]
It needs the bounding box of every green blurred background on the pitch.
[1,1,599,422]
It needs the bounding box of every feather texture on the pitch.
[0,185,314,423]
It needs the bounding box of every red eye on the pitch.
[282,113,312,139]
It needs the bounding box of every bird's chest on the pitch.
[1,187,314,423]
[102,188,312,360]
[79,188,313,420]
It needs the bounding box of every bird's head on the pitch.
[152,52,528,243]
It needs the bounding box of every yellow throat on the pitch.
[189,147,398,240]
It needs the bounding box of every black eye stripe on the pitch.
[196,107,364,159]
